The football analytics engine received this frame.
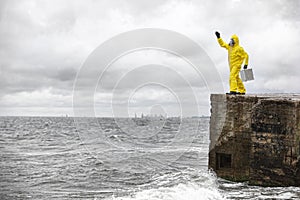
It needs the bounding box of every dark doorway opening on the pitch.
[216,153,232,169]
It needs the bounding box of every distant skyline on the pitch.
[0,0,299,117]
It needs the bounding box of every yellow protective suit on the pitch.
[218,34,249,93]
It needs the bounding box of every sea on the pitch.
[1,116,300,200]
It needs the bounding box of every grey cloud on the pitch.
[266,0,300,21]
[55,67,77,82]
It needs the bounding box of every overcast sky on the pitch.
[0,0,299,117]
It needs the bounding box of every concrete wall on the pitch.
[209,94,300,186]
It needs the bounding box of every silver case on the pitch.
[240,68,254,82]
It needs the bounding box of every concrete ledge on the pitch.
[208,94,300,186]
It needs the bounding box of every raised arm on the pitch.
[215,31,229,50]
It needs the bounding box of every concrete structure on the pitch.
[209,94,300,186]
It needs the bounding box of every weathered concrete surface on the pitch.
[209,94,300,186]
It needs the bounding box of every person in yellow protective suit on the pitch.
[215,31,249,95]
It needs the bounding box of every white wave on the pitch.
[110,182,225,200]
[108,170,225,200]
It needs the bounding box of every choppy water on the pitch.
[0,116,299,200]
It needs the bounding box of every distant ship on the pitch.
[132,113,166,126]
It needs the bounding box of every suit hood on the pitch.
[231,34,239,46]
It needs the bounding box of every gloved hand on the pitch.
[215,31,220,38]
[243,65,248,69]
